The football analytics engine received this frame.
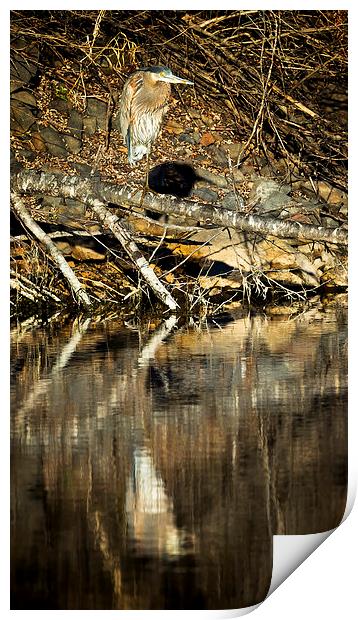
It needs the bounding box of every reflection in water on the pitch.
[126,447,194,557]
[11,300,348,609]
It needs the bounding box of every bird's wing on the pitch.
[119,73,144,146]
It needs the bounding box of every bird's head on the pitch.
[142,66,194,85]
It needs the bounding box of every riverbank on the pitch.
[10,11,348,319]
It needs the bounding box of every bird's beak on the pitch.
[161,74,194,85]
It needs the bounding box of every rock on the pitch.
[56,236,106,262]
[240,163,258,178]
[313,257,325,272]
[224,142,245,161]
[288,211,316,224]
[282,252,321,288]
[17,149,36,161]
[198,274,243,295]
[321,263,348,288]
[259,164,282,178]
[321,215,341,228]
[40,126,68,157]
[178,133,197,145]
[316,181,347,207]
[10,37,39,91]
[70,244,106,261]
[249,178,291,214]
[64,135,82,154]
[83,116,97,136]
[300,180,348,210]
[110,112,122,132]
[54,240,72,255]
[194,168,228,188]
[48,98,70,114]
[251,178,290,199]
[10,100,37,134]
[265,303,303,316]
[165,119,185,134]
[320,250,339,270]
[221,192,245,211]
[86,97,108,130]
[192,188,218,203]
[10,149,17,169]
[62,198,86,217]
[298,242,325,258]
[68,109,83,137]
[86,96,107,116]
[43,164,69,174]
[74,162,97,177]
[11,90,37,108]
[30,132,47,152]
[41,196,65,212]
[207,145,228,167]
[232,168,245,183]
[259,191,289,214]
[200,132,216,146]
[191,132,201,143]
[171,225,337,290]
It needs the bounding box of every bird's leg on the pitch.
[145,150,150,189]
[139,150,150,208]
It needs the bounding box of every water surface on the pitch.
[11,300,347,609]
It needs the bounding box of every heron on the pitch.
[119,66,194,194]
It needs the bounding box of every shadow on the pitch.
[148,162,197,198]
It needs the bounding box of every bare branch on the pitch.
[11,191,92,308]
[82,198,178,311]
[12,168,348,246]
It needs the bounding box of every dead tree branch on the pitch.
[11,191,92,308]
[12,168,348,246]
[83,197,179,311]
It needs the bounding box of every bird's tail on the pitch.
[127,128,148,165]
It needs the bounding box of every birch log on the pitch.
[12,168,348,245]
[11,192,92,308]
[85,198,178,311]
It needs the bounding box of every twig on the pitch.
[10,269,61,302]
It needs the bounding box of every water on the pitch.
[11,300,348,610]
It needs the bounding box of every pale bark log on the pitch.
[12,168,348,246]
[11,192,92,308]
[82,197,179,311]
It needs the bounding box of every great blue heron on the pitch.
[119,66,194,169]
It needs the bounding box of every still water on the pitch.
[11,299,347,610]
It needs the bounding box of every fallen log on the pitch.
[12,168,348,246]
[11,191,92,308]
[84,197,178,311]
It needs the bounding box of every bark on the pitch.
[84,197,178,311]
[11,191,92,308]
[12,168,348,246]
